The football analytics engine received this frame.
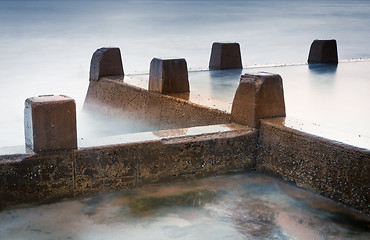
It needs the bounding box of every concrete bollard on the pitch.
[209,42,242,70]
[24,95,77,153]
[231,72,286,128]
[89,47,124,81]
[308,39,338,64]
[149,58,189,94]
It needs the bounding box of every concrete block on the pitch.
[24,95,77,153]
[231,72,285,128]
[308,39,338,64]
[209,42,242,70]
[149,58,189,94]
[89,47,124,81]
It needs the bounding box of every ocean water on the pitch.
[1,0,370,147]
[186,61,370,149]
[0,172,369,240]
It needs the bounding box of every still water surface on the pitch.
[0,172,369,240]
[1,0,370,147]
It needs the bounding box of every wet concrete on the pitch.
[0,124,257,209]
[0,172,369,240]
[84,76,232,131]
[257,117,370,214]
[168,60,370,150]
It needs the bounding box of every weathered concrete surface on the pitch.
[308,39,338,64]
[0,124,257,209]
[24,95,77,153]
[75,125,257,195]
[231,72,286,128]
[209,42,242,70]
[149,58,189,94]
[0,151,74,208]
[84,76,232,130]
[90,47,124,81]
[257,118,370,214]
[124,75,232,113]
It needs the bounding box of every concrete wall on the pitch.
[0,151,74,206]
[84,76,232,130]
[0,124,257,209]
[257,118,370,214]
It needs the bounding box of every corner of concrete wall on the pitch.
[256,118,370,214]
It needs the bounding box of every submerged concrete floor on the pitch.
[130,60,370,150]
[0,172,369,240]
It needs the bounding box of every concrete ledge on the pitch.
[0,124,257,208]
[84,76,232,130]
[256,118,369,214]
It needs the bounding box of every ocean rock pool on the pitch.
[1,172,369,240]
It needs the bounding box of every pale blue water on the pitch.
[1,0,370,147]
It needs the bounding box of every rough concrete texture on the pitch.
[90,47,124,81]
[0,151,74,208]
[24,95,77,153]
[209,42,242,70]
[257,118,370,214]
[308,39,338,64]
[84,76,232,130]
[149,58,189,93]
[231,72,286,128]
[0,124,257,208]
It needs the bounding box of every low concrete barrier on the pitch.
[84,76,232,130]
[0,124,257,208]
[1,45,369,216]
[257,118,369,214]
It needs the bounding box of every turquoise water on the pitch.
[0,173,369,240]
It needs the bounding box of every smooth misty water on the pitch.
[187,61,370,149]
[1,2,369,239]
[0,173,369,240]
[1,0,370,147]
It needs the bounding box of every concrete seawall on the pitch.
[84,76,232,130]
[257,118,369,214]
[0,45,369,216]
[0,124,257,208]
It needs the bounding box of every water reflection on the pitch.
[2,0,370,147]
[78,108,158,139]
[308,63,338,91]
[208,68,242,102]
[308,63,338,74]
[0,173,369,240]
